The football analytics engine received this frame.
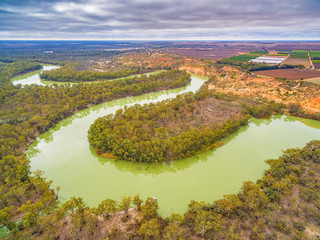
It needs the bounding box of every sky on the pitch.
[0,0,320,40]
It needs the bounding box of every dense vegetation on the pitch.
[88,91,248,162]
[1,48,320,239]
[0,61,42,86]
[0,68,190,157]
[40,63,144,82]
[3,141,320,239]
[0,64,192,238]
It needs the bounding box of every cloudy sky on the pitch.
[0,0,319,40]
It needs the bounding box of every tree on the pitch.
[214,194,242,216]
[138,218,160,240]
[133,194,143,211]
[163,222,185,240]
[95,199,117,219]
[194,209,222,237]
[240,181,269,211]
[119,196,131,218]
[141,197,159,221]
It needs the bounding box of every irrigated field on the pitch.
[289,50,309,59]
[253,69,320,80]
[310,51,320,58]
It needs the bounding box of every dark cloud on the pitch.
[0,0,319,39]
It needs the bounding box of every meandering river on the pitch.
[12,65,59,86]
[23,73,320,216]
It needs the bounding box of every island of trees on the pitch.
[39,63,146,82]
[88,90,249,162]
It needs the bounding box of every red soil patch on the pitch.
[314,63,320,69]
[179,66,205,75]
[253,69,320,80]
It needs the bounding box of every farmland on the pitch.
[289,50,309,59]
[283,58,311,68]
[223,54,258,62]
[166,48,242,60]
[253,68,320,80]
[310,51,320,58]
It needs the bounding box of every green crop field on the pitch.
[310,51,320,59]
[290,50,309,59]
[267,54,288,56]
[248,50,268,54]
[312,60,320,63]
[223,54,258,62]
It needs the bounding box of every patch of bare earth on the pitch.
[253,69,320,80]
[284,58,311,68]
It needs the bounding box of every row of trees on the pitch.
[40,63,144,82]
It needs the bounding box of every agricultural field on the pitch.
[310,50,320,58]
[253,68,320,80]
[166,48,245,60]
[310,51,320,69]
[283,58,311,68]
[289,50,309,59]
[223,54,258,62]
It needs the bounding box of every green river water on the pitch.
[24,74,320,217]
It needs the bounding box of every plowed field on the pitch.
[253,69,320,80]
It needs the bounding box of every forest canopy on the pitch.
[88,91,248,163]
[40,63,144,82]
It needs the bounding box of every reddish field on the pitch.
[253,69,320,80]
[314,63,320,69]
[268,43,320,51]
[167,48,249,60]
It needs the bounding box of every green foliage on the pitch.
[95,199,117,219]
[243,100,284,118]
[0,61,42,86]
[133,193,143,210]
[119,196,131,218]
[141,197,159,221]
[138,218,161,240]
[213,194,242,216]
[40,63,143,82]
[0,65,191,237]
[163,222,185,240]
[88,92,248,162]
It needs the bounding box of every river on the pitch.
[23,73,320,217]
[11,65,60,86]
